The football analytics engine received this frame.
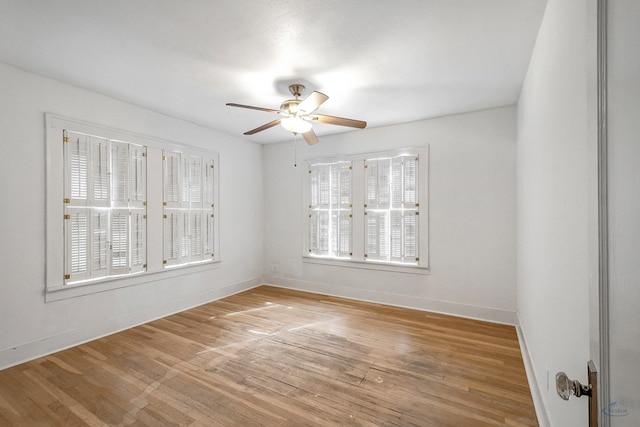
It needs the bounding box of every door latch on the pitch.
[556,362,598,427]
[556,371,592,400]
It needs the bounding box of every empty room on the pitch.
[1,1,638,426]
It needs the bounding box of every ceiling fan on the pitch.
[226,84,367,145]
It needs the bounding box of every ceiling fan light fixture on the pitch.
[227,83,366,141]
[281,116,312,134]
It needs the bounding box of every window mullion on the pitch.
[350,160,365,260]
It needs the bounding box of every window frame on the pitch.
[45,114,220,302]
[302,146,429,273]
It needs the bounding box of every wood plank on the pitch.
[0,285,538,426]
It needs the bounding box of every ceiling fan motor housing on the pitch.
[281,99,302,116]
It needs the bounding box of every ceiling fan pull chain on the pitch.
[293,134,298,167]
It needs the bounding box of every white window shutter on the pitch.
[129,144,146,207]
[130,209,146,273]
[404,212,418,261]
[330,211,339,254]
[366,210,390,261]
[180,210,190,261]
[190,211,203,261]
[365,160,377,206]
[111,141,129,207]
[378,211,390,259]
[317,210,330,255]
[309,166,319,207]
[65,132,89,205]
[164,209,180,266]
[318,165,330,207]
[189,156,202,207]
[91,137,110,206]
[403,156,418,206]
[65,208,90,282]
[330,166,339,206]
[365,158,391,207]
[366,211,380,258]
[390,210,402,261]
[91,210,109,279]
[203,159,215,207]
[337,211,351,257]
[338,162,351,207]
[180,155,190,205]
[309,210,319,254]
[110,209,130,274]
[204,211,214,258]
[391,157,403,207]
[378,159,391,206]
[164,151,181,207]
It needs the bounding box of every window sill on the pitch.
[45,261,221,302]
[302,256,429,275]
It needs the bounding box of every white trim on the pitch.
[516,320,552,427]
[263,277,516,325]
[1,277,262,371]
[302,256,429,275]
[45,260,221,302]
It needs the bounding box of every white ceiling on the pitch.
[0,0,547,143]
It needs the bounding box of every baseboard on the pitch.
[0,277,262,371]
[262,276,517,325]
[516,320,551,427]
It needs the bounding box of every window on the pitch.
[46,115,219,299]
[63,130,147,284]
[163,150,216,267]
[304,147,428,270]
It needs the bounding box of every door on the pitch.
[600,0,640,425]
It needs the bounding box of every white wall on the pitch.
[517,0,595,425]
[0,62,264,369]
[263,106,518,324]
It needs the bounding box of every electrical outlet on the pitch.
[271,264,279,273]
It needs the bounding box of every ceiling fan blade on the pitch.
[297,91,329,114]
[302,128,319,145]
[226,103,280,114]
[313,114,367,129]
[244,119,281,135]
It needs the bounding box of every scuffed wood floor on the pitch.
[0,286,538,426]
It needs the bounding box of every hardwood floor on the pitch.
[0,286,538,426]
